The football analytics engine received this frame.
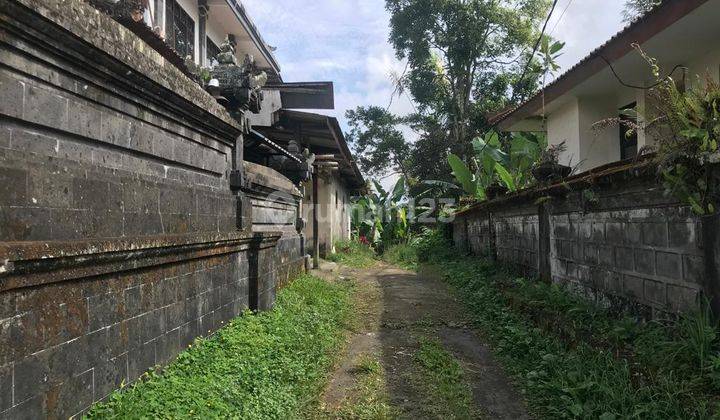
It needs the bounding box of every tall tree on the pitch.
[345,106,411,180]
[385,0,551,159]
[622,0,661,22]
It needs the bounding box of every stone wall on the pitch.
[244,162,305,300]
[0,0,304,417]
[453,163,709,318]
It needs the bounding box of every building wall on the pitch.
[302,173,352,257]
[454,168,706,319]
[0,0,303,417]
[545,44,720,173]
[578,96,621,172]
[546,98,580,167]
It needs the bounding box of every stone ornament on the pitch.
[207,37,268,116]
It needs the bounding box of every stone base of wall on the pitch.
[0,232,290,418]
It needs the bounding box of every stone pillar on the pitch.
[702,214,720,316]
[538,203,552,283]
[312,167,320,269]
[230,134,252,231]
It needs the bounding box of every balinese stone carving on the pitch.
[281,139,314,185]
[87,0,145,22]
[209,37,268,116]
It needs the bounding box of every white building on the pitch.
[491,0,720,173]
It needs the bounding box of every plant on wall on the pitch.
[650,79,720,214]
[447,131,543,200]
[631,47,720,215]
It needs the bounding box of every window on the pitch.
[619,102,638,160]
[207,37,221,66]
[165,0,194,60]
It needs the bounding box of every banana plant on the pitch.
[448,131,543,200]
[351,177,409,248]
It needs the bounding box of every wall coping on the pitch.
[457,156,659,216]
[0,231,281,293]
[245,161,302,198]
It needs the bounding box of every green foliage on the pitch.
[346,106,412,179]
[386,0,552,150]
[636,48,720,215]
[381,242,419,271]
[351,178,410,249]
[332,353,395,420]
[447,131,544,200]
[86,275,353,419]
[622,0,662,22]
[415,339,479,419]
[536,36,565,76]
[344,0,554,189]
[430,254,720,418]
[328,240,378,269]
[414,227,455,264]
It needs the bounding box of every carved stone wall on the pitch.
[0,0,304,417]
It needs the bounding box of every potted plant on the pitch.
[532,142,571,182]
[485,183,509,200]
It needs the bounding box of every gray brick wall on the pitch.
[454,177,706,317]
[548,207,703,313]
[495,212,539,275]
[0,0,306,417]
[0,253,262,418]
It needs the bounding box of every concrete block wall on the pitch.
[549,208,703,313]
[454,170,708,317]
[0,0,305,417]
[495,211,540,276]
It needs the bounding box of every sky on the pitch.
[242,0,628,186]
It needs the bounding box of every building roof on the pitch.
[489,0,710,129]
[256,110,365,189]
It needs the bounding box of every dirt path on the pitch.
[316,262,529,419]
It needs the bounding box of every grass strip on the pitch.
[433,257,720,419]
[330,354,395,420]
[86,274,352,419]
[414,338,479,419]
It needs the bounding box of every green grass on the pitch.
[432,255,720,419]
[414,338,479,419]
[331,353,395,419]
[327,240,378,268]
[381,243,419,271]
[86,274,353,419]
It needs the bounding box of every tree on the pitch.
[622,0,661,22]
[345,106,411,180]
[386,0,552,159]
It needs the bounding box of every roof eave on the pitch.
[492,0,710,129]
[224,0,281,77]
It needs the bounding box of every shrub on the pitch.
[382,242,418,270]
[327,239,377,268]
